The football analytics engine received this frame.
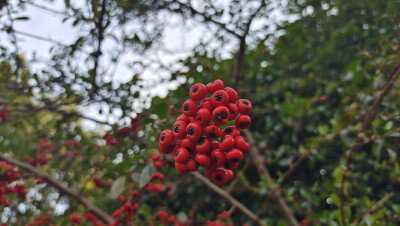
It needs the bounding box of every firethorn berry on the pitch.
[235,114,251,129]
[219,135,235,152]
[175,162,187,175]
[225,169,234,179]
[222,126,240,138]
[190,83,207,101]
[181,137,195,152]
[184,159,198,172]
[196,137,212,154]
[211,168,229,184]
[224,87,238,103]
[200,98,214,112]
[212,106,230,125]
[227,103,239,120]
[194,154,211,167]
[235,136,249,152]
[224,161,239,170]
[205,124,222,139]
[211,141,219,150]
[174,147,190,164]
[210,90,229,107]
[236,99,252,114]
[226,148,243,163]
[204,163,217,178]
[206,79,224,94]
[211,149,226,166]
[172,121,187,139]
[186,122,204,141]
[197,108,212,125]
[176,114,191,124]
[159,142,173,154]
[182,99,198,117]
[159,130,174,147]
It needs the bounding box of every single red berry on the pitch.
[204,163,217,178]
[211,149,226,166]
[190,83,207,101]
[235,114,251,129]
[219,135,235,152]
[236,99,252,114]
[227,103,239,120]
[184,159,198,172]
[175,162,187,175]
[224,161,239,170]
[201,98,214,112]
[211,141,219,150]
[206,79,224,94]
[224,87,238,103]
[181,137,195,152]
[226,148,243,163]
[197,108,212,126]
[196,136,212,154]
[174,147,190,164]
[194,154,211,167]
[159,130,174,147]
[235,136,249,152]
[182,99,198,117]
[118,195,126,204]
[205,124,222,139]
[212,106,230,125]
[186,122,204,141]
[159,142,173,154]
[154,161,163,169]
[172,121,187,139]
[225,169,234,179]
[176,114,191,124]
[211,168,229,184]
[222,126,240,138]
[210,90,229,107]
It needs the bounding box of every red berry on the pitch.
[227,103,239,120]
[174,147,190,164]
[118,195,126,204]
[224,161,239,170]
[210,149,226,166]
[197,108,212,126]
[211,141,219,150]
[212,106,230,125]
[176,114,191,124]
[211,168,229,184]
[206,79,224,94]
[159,130,174,147]
[190,83,207,101]
[226,148,243,163]
[205,124,222,139]
[236,99,252,114]
[194,154,211,167]
[154,161,163,169]
[175,162,187,175]
[235,136,249,152]
[186,122,204,141]
[225,169,234,179]
[219,135,235,152]
[201,98,214,112]
[184,159,198,172]
[159,142,173,154]
[235,114,251,129]
[224,87,238,103]
[172,121,187,139]
[210,90,229,107]
[222,126,240,138]
[182,99,198,117]
[196,136,212,154]
[181,138,195,152]
[204,163,217,178]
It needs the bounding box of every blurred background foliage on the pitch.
[0,0,400,225]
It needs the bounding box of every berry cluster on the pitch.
[158,80,252,184]
[0,161,26,207]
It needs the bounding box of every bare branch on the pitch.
[0,153,113,224]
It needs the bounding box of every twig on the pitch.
[339,62,400,226]
[0,153,113,224]
[360,192,394,224]
[191,172,264,226]
[244,130,300,226]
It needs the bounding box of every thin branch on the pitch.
[191,172,264,226]
[244,130,300,226]
[360,192,394,224]
[242,1,265,38]
[339,61,400,226]
[0,153,113,224]
[0,28,68,47]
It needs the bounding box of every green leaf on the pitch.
[15,16,30,21]
[109,176,126,199]
[154,102,169,119]
[131,172,140,183]
[140,163,155,187]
